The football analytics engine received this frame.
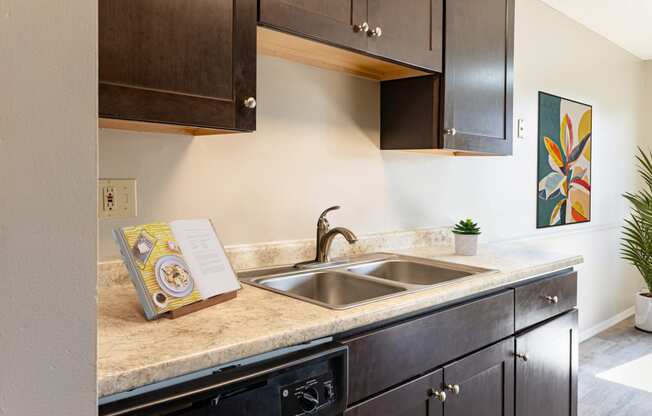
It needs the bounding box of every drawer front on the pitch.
[515,271,577,331]
[342,290,514,404]
[344,369,443,416]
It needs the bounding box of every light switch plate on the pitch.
[98,178,137,219]
[517,119,526,139]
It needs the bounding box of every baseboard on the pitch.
[580,306,635,342]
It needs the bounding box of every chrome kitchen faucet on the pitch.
[297,205,358,267]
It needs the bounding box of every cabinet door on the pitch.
[259,0,368,52]
[99,0,256,132]
[442,0,514,155]
[443,338,514,416]
[345,369,443,416]
[343,290,514,404]
[367,0,443,71]
[515,310,578,416]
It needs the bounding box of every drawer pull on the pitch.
[544,295,559,304]
[515,352,529,362]
[445,384,461,395]
[367,26,382,38]
[353,22,369,33]
[428,388,447,402]
[243,97,257,109]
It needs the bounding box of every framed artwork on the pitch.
[537,92,592,228]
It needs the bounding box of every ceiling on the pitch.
[540,0,652,60]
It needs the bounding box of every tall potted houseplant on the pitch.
[621,147,652,332]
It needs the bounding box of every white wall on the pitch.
[645,61,652,128]
[0,1,97,415]
[99,0,646,333]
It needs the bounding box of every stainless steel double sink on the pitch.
[239,253,494,309]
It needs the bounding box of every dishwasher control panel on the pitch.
[99,345,347,416]
[281,372,337,416]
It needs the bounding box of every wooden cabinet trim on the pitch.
[99,118,234,136]
[258,27,430,81]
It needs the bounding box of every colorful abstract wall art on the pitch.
[537,92,592,228]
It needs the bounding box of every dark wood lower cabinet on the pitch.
[343,290,514,404]
[443,338,514,416]
[515,272,578,331]
[515,310,578,416]
[344,369,443,416]
[99,270,578,415]
[342,271,577,416]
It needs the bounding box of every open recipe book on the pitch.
[113,219,240,320]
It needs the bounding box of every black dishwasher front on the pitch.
[99,345,348,416]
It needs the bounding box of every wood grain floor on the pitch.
[579,317,652,415]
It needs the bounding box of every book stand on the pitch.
[167,290,238,319]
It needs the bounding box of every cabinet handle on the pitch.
[544,295,559,304]
[445,384,461,395]
[367,26,382,37]
[353,22,369,33]
[428,388,447,402]
[515,352,529,362]
[445,128,457,136]
[243,97,257,109]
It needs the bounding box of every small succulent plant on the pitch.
[452,219,481,235]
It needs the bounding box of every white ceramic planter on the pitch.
[454,233,479,256]
[635,292,652,333]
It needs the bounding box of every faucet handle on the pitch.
[318,205,341,220]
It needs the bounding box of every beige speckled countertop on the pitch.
[98,241,582,398]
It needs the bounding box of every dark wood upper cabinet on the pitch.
[515,310,578,416]
[380,0,514,155]
[99,0,512,148]
[367,0,443,72]
[442,0,514,154]
[443,338,514,416]
[344,369,443,416]
[259,0,368,52]
[258,0,442,74]
[99,0,257,135]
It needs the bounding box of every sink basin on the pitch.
[348,259,473,286]
[240,253,495,309]
[256,271,406,309]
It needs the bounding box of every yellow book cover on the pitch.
[114,219,241,320]
[120,223,203,316]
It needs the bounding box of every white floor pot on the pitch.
[635,292,652,333]
[454,233,479,256]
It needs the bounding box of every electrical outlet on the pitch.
[98,179,137,219]
[103,186,115,211]
[517,119,526,139]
